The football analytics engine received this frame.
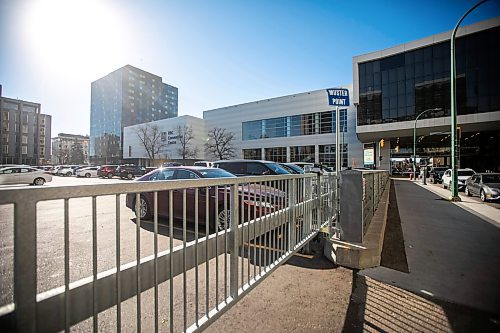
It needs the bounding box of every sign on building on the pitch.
[364,148,374,165]
[327,88,350,106]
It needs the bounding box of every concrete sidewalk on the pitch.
[362,179,500,316]
[413,179,500,227]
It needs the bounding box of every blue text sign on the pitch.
[327,88,350,106]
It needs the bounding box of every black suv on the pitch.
[115,165,146,179]
[428,166,449,184]
[213,160,290,176]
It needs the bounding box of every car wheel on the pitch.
[85,173,91,178]
[66,172,72,176]
[216,209,230,232]
[107,173,113,179]
[127,173,133,180]
[480,190,487,202]
[33,177,45,186]
[135,196,152,220]
[465,187,471,196]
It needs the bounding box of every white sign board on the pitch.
[364,148,374,165]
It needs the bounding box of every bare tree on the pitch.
[135,123,167,163]
[175,124,198,162]
[205,127,235,160]
[57,147,70,164]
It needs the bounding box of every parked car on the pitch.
[0,166,52,185]
[427,166,449,184]
[97,165,119,178]
[125,166,285,231]
[279,163,305,174]
[465,173,500,202]
[162,162,182,167]
[442,168,475,190]
[193,161,214,167]
[116,164,146,179]
[291,162,333,174]
[76,166,99,178]
[213,159,290,176]
[58,165,81,176]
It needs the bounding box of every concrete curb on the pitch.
[324,179,391,269]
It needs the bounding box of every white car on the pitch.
[76,166,99,178]
[0,166,52,185]
[442,168,475,191]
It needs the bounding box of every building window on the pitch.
[2,112,9,121]
[22,136,28,144]
[2,145,8,154]
[332,109,348,132]
[128,145,132,157]
[263,117,287,138]
[243,148,261,160]
[319,144,348,170]
[22,146,27,155]
[290,114,315,136]
[265,147,287,163]
[290,146,315,163]
[22,125,28,134]
[242,120,262,141]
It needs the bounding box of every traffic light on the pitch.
[395,146,399,152]
[379,138,385,148]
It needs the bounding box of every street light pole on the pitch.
[413,108,442,182]
[450,0,488,201]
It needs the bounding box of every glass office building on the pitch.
[353,18,500,172]
[90,65,178,164]
[204,88,364,171]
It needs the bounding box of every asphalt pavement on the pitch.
[362,179,500,316]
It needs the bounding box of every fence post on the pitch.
[14,200,37,332]
[229,183,240,299]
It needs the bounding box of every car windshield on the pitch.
[283,164,305,174]
[458,170,475,176]
[199,168,235,178]
[483,175,500,183]
[264,163,290,175]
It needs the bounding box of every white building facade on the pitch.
[203,87,363,170]
[123,115,206,165]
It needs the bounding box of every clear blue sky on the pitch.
[1,0,499,136]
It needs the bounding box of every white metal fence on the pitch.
[0,173,337,332]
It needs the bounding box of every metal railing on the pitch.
[339,170,389,243]
[0,172,337,332]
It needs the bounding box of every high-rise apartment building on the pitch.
[0,87,52,165]
[51,133,90,165]
[90,65,178,164]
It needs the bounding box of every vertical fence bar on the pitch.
[153,192,158,333]
[115,194,121,333]
[182,189,187,333]
[259,182,263,276]
[205,187,209,316]
[194,189,199,327]
[169,191,174,333]
[224,185,228,301]
[240,183,244,284]
[215,186,219,309]
[134,193,141,333]
[92,196,98,333]
[14,199,37,333]
[253,182,257,279]
[64,199,70,333]
[230,183,239,299]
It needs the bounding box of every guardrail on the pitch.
[0,172,337,332]
[339,170,390,243]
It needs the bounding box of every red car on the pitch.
[125,166,285,231]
